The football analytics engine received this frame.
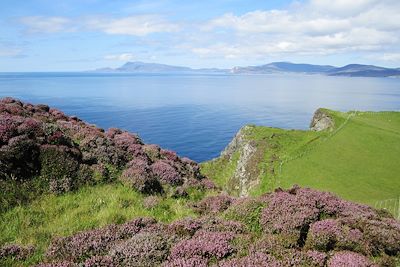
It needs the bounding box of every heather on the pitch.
[0,97,211,211]
[2,185,400,266]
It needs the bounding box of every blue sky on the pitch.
[0,0,399,71]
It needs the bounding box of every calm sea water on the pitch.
[0,72,399,162]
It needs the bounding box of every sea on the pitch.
[0,72,399,162]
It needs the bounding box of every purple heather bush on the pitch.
[83,255,115,267]
[199,217,245,234]
[151,160,183,186]
[195,194,234,214]
[0,244,35,260]
[327,251,375,267]
[306,250,327,267]
[0,134,40,180]
[219,252,283,267]
[46,218,157,262]
[46,224,119,262]
[109,232,171,266]
[121,158,163,194]
[160,149,179,161]
[162,255,208,267]
[362,218,400,256]
[306,219,343,251]
[168,218,202,237]
[169,230,236,260]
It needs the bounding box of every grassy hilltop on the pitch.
[201,109,400,207]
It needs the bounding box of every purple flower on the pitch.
[195,194,234,214]
[83,255,115,267]
[109,232,171,266]
[151,160,183,186]
[219,252,283,267]
[162,256,208,267]
[0,244,35,260]
[169,231,236,260]
[121,159,163,194]
[327,251,375,267]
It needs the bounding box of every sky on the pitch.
[0,0,400,71]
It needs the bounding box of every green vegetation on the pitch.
[201,150,240,188]
[0,182,200,266]
[202,110,400,207]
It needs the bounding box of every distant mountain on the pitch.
[94,61,228,74]
[232,62,400,77]
[93,61,400,77]
[327,64,400,77]
[231,62,336,74]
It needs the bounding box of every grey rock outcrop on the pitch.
[310,108,334,131]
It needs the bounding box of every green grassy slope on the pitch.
[280,111,400,206]
[202,110,400,207]
[0,182,203,266]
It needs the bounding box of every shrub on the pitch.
[168,218,202,237]
[0,134,40,180]
[39,145,81,194]
[327,251,374,267]
[83,255,115,267]
[117,217,158,239]
[109,232,171,266]
[219,252,282,267]
[143,144,161,161]
[306,250,327,267]
[120,159,163,194]
[160,149,179,161]
[169,231,236,260]
[261,188,322,246]
[0,114,20,144]
[46,224,119,262]
[195,194,234,214]
[151,160,183,186]
[162,256,208,267]
[305,219,342,251]
[362,218,400,256]
[0,244,35,260]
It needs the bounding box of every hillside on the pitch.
[231,62,400,77]
[0,98,399,266]
[201,109,400,208]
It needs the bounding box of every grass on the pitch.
[0,182,200,266]
[280,111,400,206]
[202,110,400,207]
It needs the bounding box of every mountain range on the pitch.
[94,61,400,77]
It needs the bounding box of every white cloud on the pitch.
[85,15,180,36]
[19,16,72,33]
[378,53,400,62]
[18,15,179,36]
[104,53,135,61]
[192,0,400,61]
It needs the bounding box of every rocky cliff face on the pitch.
[219,125,266,197]
[310,108,334,131]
